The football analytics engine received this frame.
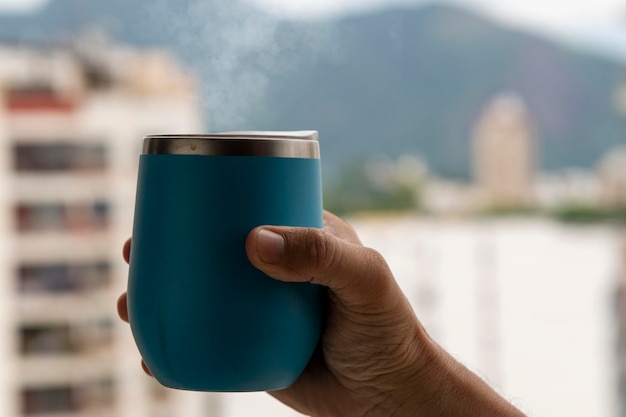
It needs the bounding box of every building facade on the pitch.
[0,39,214,417]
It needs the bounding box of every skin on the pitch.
[117,211,527,417]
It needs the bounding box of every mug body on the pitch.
[127,132,323,391]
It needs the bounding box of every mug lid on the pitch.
[142,131,319,159]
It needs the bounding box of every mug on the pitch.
[127,131,324,391]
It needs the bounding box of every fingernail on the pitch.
[256,229,285,264]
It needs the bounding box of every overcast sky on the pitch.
[254,0,626,57]
[255,0,624,23]
[1,0,624,59]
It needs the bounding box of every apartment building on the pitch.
[473,92,536,210]
[0,39,212,417]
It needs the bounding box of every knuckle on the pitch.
[363,247,391,276]
[306,228,342,274]
[364,247,385,265]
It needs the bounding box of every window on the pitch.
[14,143,106,173]
[16,201,110,232]
[75,319,114,353]
[16,204,64,232]
[20,320,114,355]
[22,386,75,415]
[78,378,115,410]
[20,324,73,355]
[21,379,115,415]
[18,261,111,294]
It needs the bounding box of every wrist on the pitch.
[357,325,442,417]
[367,329,526,417]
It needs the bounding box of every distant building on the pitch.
[598,146,626,207]
[422,177,482,215]
[472,93,535,209]
[595,76,626,208]
[534,169,602,209]
[0,38,210,417]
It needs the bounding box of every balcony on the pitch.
[5,86,78,115]
[18,262,112,296]
[16,202,109,233]
[13,143,106,174]
[16,290,114,324]
[20,355,115,387]
[16,412,116,417]
[13,174,110,203]
[18,320,115,386]
[15,233,113,263]
[20,378,115,416]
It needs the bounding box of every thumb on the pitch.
[246,226,400,310]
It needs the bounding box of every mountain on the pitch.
[252,7,626,178]
[0,1,624,179]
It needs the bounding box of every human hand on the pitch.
[118,211,526,417]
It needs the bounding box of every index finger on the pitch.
[117,293,129,322]
[123,239,131,264]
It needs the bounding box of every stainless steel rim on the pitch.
[142,131,320,159]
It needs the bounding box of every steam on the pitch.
[143,0,334,130]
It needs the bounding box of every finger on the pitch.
[123,238,131,264]
[117,293,129,323]
[142,360,153,376]
[246,226,399,310]
[118,295,153,377]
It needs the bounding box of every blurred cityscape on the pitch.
[326,82,626,217]
[0,2,625,417]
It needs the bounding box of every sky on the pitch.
[0,0,624,59]
[253,0,626,60]
[0,0,45,13]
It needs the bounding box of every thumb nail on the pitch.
[256,229,285,264]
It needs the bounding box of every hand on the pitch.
[118,211,526,417]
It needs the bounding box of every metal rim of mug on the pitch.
[142,131,320,159]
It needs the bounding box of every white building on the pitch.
[0,39,211,417]
[422,177,482,215]
[473,93,536,209]
[534,169,602,209]
[350,216,619,417]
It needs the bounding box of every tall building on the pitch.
[0,39,211,417]
[472,93,535,209]
[603,75,626,207]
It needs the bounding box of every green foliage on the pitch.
[550,204,626,224]
[478,206,541,218]
[323,159,421,216]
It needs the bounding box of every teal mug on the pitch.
[127,131,324,391]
